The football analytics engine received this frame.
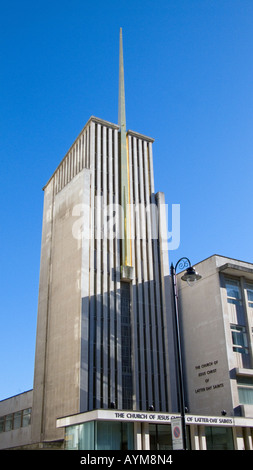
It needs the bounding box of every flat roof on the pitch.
[193,254,253,269]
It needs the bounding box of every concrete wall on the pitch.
[32,170,89,443]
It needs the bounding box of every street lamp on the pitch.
[170,257,201,450]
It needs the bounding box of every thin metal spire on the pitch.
[118,28,132,273]
[118,27,126,131]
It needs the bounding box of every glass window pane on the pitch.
[65,424,81,450]
[226,281,241,300]
[5,414,13,432]
[97,421,121,450]
[246,285,253,307]
[231,325,248,353]
[226,281,245,324]
[79,422,95,450]
[238,387,253,405]
[205,426,234,450]
[22,408,31,427]
[149,424,172,450]
[0,416,5,433]
[232,330,246,347]
[247,291,253,302]
[122,423,134,450]
[13,411,22,430]
[237,376,253,386]
[233,346,248,354]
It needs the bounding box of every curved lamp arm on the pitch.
[174,257,191,273]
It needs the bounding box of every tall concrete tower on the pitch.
[31,29,176,449]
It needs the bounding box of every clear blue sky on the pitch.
[1,0,253,400]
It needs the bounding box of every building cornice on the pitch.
[56,408,253,429]
[42,116,155,191]
[127,129,155,143]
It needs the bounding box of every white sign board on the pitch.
[171,417,184,450]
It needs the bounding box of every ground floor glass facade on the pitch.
[65,421,134,450]
[58,411,253,451]
[149,424,172,450]
[205,426,234,450]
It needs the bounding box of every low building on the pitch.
[177,254,253,449]
[0,390,33,450]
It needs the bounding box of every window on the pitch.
[65,421,134,450]
[13,411,22,430]
[226,280,242,303]
[0,416,5,433]
[246,284,253,309]
[0,408,32,433]
[205,426,234,450]
[149,424,172,450]
[225,279,245,325]
[5,414,13,432]
[121,282,133,410]
[225,279,250,364]
[21,408,31,427]
[230,324,248,355]
[237,376,253,405]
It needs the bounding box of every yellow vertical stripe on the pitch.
[126,136,132,266]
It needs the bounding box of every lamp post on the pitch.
[170,257,201,450]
